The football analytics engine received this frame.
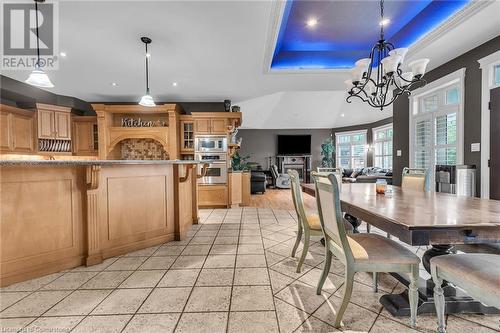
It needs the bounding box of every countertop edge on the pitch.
[0,160,200,166]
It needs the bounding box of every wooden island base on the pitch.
[0,160,198,287]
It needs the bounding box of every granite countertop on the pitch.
[0,159,199,166]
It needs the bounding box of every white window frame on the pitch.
[335,130,368,169]
[372,123,393,169]
[478,50,500,198]
[409,68,465,187]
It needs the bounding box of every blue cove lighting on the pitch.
[271,0,471,70]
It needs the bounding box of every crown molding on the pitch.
[406,0,494,59]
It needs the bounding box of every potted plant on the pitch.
[231,151,251,171]
[321,137,335,168]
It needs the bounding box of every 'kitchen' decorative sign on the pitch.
[121,118,167,127]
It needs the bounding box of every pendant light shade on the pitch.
[25,67,54,88]
[139,37,155,107]
[25,0,54,88]
[139,90,156,107]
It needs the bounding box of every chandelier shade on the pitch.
[346,0,429,110]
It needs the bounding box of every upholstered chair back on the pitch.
[316,168,343,191]
[288,169,310,231]
[311,172,353,264]
[270,165,279,179]
[401,167,430,191]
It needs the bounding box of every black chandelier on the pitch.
[345,0,429,110]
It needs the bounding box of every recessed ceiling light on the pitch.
[172,82,178,87]
[146,53,151,58]
[59,52,67,57]
[111,82,118,87]
[306,18,318,28]
[340,113,345,117]
[379,18,390,26]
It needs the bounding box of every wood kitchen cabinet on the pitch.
[194,117,227,135]
[191,112,241,137]
[198,185,228,208]
[72,116,98,155]
[210,118,227,134]
[36,103,72,140]
[180,120,194,152]
[194,118,211,134]
[55,112,71,140]
[0,105,35,153]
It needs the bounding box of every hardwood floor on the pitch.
[248,188,317,210]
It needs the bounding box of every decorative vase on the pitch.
[231,105,240,112]
[224,99,231,112]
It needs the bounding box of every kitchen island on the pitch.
[0,159,199,287]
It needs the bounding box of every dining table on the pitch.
[301,182,500,317]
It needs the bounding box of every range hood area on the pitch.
[92,103,182,160]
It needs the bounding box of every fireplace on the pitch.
[284,165,305,181]
[277,155,312,182]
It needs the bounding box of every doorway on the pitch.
[490,86,500,200]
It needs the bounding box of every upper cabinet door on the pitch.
[195,119,211,134]
[38,109,54,139]
[73,121,94,154]
[54,111,71,140]
[11,114,34,152]
[0,112,12,150]
[210,119,227,134]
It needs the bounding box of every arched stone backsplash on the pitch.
[120,138,169,160]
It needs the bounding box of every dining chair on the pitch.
[312,172,420,329]
[288,169,353,273]
[431,254,500,333]
[401,167,430,191]
[371,167,429,292]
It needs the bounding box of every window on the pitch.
[372,124,393,169]
[410,69,464,182]
[335,130,367,169]
[495,64,500,85]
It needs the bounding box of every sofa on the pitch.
[342,167,393,184]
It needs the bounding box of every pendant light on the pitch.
[25,0,54,88]
[138,37,155,107]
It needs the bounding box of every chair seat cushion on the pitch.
[348,233,420,265]
[306,214,322,230]
[431,254,500,296]
[306,214,354,232]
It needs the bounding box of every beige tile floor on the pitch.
[1,207,499,333]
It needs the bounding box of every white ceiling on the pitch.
[3,0,500,129]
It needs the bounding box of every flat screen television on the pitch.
[277,135,311,155]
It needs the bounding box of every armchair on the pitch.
[270,165,291,189]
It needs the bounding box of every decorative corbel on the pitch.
[86,165,101,190]
[197,163,209,179]
[179,164,192,183]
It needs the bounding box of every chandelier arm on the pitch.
[347,93,373,105]
[386,42,395,50]
[364,44,379,82]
